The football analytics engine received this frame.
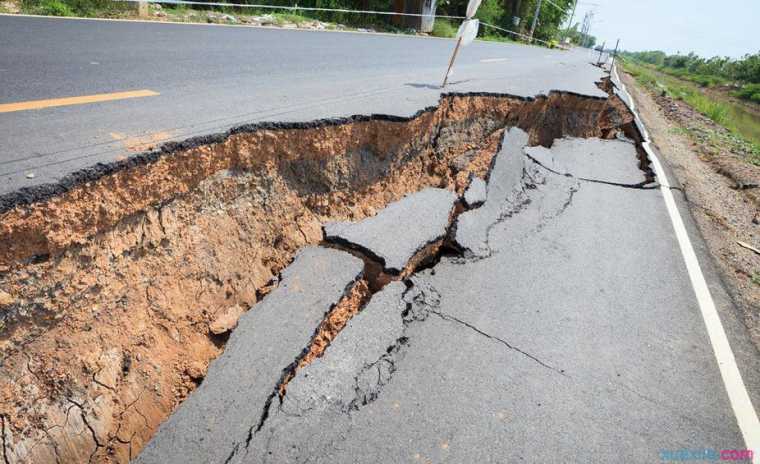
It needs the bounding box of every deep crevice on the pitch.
[0,83,652,463]
[245,275,369,451]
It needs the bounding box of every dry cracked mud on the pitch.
[0,87,638,463]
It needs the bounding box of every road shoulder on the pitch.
[621,69,760,423]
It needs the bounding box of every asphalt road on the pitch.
[0,14,604,195]
[3,14,760,463]
[136,128,760,463]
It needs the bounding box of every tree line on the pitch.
[623,50,760,85]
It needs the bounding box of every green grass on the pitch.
[272,12,313,26]
[21,0,133,17]
[431,19,514,44]
[622,58,760,166]
[752,272,760,286]
[25,0,72,15]
[431,19,456,38]
[732,83,760,104]
[658,67,729,88]
[481,33,514,43]
[624,60,732,125]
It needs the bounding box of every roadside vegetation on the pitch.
[622,50,760,104]
[10,0,593,47]
[622,57,760,166]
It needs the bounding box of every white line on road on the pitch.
[614,65,760,462]
[480,58,509,63]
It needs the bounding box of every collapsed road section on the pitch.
[141,125,753,462]
[0,87,644,463]
[139,127,693,464]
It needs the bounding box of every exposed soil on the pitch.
[297,279,372,370]
[0,91,633,463]
[621,71,760,349]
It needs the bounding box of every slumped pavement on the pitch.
[137,129,760,463]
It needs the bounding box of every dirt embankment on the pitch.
[0,91,633,464]
[621,72,760,350]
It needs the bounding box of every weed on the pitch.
[622,58,760,166]
[481,33,513,43]
[732,83,760,104]
[273,12,311,26]
[28,0,72,16]
[431,19,456,38]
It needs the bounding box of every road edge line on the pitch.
[612,64,760,461]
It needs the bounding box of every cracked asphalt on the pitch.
[7,15,758,463]
[138,129,760,463]
[0,15,606,195]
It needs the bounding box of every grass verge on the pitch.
[622,58,760,166]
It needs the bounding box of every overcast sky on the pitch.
[568,0,759,58]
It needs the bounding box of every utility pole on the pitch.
[528,0,543,43]
[609,38,620,70]
[580,10,593,47]
[597,40,605,64]
[564,0,577,40]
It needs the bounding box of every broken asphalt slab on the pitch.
[219,150,749,463]
[132,127,760,463]
[135,246,364,464]
[282,281,406,414]
[455,127,529,257]
[233,282,408,463]
[463,176,487,208]
[324,188,457,274]
[525,137,647,186]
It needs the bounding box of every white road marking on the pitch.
[480,58,509,63]
[614,65,760,462]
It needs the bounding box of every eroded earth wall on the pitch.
[0,90,637,464]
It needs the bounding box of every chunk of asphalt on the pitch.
[523,144,569,176]
[324,188,457,274]
[455,127,529,257]
[134,247,364,464]
[282,281,406,415]
[238,282,408,463]
[525,137,646,186]
[463,176,487,208]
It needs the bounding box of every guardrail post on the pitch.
[597,41,605,65]
[610,38,620,70]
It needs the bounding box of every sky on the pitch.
[568,0,759,58]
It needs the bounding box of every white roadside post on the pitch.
[441,0,481,88]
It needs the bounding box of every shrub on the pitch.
[32,0,73,15]
[22,0,133,16]
[431,19,456,38]
[733,83,760,103]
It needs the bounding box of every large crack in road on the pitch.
[0,85,649,463]
[137,126,656,463]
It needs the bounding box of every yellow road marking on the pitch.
[0,89,159,113]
